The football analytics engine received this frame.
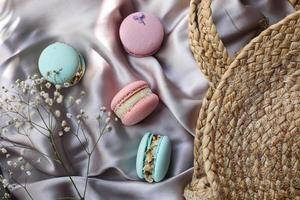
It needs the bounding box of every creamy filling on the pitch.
[115,88,152,118]
[143,135,160,183]
[69,62,84,85]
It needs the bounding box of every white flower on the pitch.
[0,148,7,154]
[45,98,53,106]
[55,110,61,118]
[2,179,8,188]
[42,92,49,99]
[56,95,63,104]
[2,128,8,134]
[64,127,70,132]
[6,154,10,158]
[61,120,67,127]
[105,126,112,132]
[25,171,31,176]
[58,131,64,137]
[66,113,72,118]
[6,161,12,166]
[45,82,52,89]
[30,89,37,95]
[80,91,86,96]
[15,121,23,128]
[75,99,81,104]
[100,106,107,112]
[64,82,70,88]
[54,91,60,97]
[20,165,25,171]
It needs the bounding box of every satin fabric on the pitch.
[0,0,295,200]
[0,0,205,199]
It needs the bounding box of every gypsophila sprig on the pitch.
[0,75,115,200]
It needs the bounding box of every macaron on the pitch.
[110,81,159,126]
[38,42,85,86]
[136,132,172,183]
[119,12,164,57]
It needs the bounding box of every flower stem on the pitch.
[48,130,83,199]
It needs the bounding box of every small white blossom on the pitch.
[0,148,7,154]
[30,89,37,95]
[100,106,106,112]
[2,179,8,188]
[64,127,70,132]
[58,131,64,136]
[75,99,81,104]
[25,171,31,176]
[61,120,67,127]
[56,95,63,104]
[66,113,72,118]
[55,110,61,118]
[80,91,86,96]
[2,128,8,134]
[45,82,52,89]
[105,126,112,132]
[20,165,25,171]
[15,121,23,128]
[54,91,60,97]
[6,160,12,166]
[64,82,70,88]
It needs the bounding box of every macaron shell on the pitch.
[119,12,164,56]
[121,93,159,126]
[153,136,171,182]
[111,80,148,111]
[136,132,152,179]
[38,42,81,85]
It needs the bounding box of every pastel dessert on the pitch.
[136,132,172,183]
[38,42,85,86]
[110,81,159,126]
[119,12,164,57]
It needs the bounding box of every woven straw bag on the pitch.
[184,0,300,199]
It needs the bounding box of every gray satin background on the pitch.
[0,0,294,200]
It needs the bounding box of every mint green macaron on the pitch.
[136,132,171,183]
[38,42,85,86]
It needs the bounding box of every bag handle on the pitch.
[189,0,300,88]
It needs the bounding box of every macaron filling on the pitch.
[143,134,161,183]
[115,87,152,119]
[68,54,85,86]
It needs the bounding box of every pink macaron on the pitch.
[119,12,164,57]
[111,81,159,126]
